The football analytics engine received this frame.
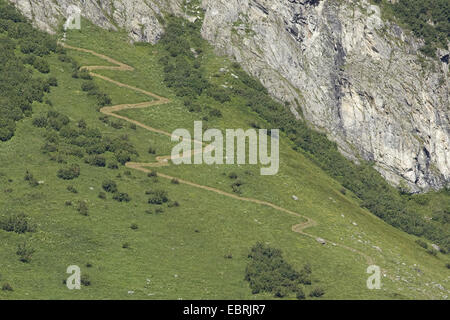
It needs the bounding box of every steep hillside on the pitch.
[8,0,449,192]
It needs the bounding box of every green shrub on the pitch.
[245,243,313,298]
[296,288,306,300]
[84,154,106,167]
[108,162,119,170]
[115,151,131,165]
[67,185,78,193]
[24,170,38,187]
[228,172,238,179]
[78,69,92,80]
[415,239,428,249]
[147,170,158,177]
[113,192,131,202]
[81,81,97,92]
[1,283,13,291]
[80,274,91,286]
[77,201,89,216]
[309,287,325,298]
[32,115,48,128]
[57,164,80,180]
[16,241,35,263]
[147,189,169,205]
[0,213,35,234]
[47,76,58,87]
[32,57,50,73]
[102,180,117,193]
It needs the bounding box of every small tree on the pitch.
[102,180,118,193]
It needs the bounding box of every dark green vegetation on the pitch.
[1,1,449,299]
[245,243,320,299]
[373,0,450,57]
[158,17,450,253]
[35,108,138,170]
[0,213,35,234]
[159,17,226,120]
[0,0,57,141]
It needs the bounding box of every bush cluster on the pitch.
[373,0,449,57]
[244,243,317,299]
[0,213,35,234]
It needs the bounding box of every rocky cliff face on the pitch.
[9,0,450,191]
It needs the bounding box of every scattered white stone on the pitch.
[38,181,44,184]
[128,291,134,295]
[174,274,178,278]
[292,195,298,201]
[316,237,326,245]
[352,222,358,226]
[431,244,441,252]
[231,73,239,79]
[372,246,382,252]
[434,283,445,291]
[219,67,227,73]
[89,187,94,190]
[341,214,345,218]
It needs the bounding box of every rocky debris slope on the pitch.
[9,0,450,191]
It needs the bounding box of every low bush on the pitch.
[113,192,131,202]
[102,180,117,193]
[147,189,169,205]
[16,241,35,263]
[77,201,88,216]
[1,283,13,291]
[415,239,428,249]
[0,213,35,234]
[245,243,313,298]
[57,164,80,180]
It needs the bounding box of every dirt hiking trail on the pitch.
[63,43,375,266]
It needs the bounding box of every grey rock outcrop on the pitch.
[200,0,449,192]
[9,0,450,191]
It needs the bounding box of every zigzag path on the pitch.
[62,43,375,266]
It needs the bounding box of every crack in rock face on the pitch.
[8,0,450,192]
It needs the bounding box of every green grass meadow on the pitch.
[0,19,449,300]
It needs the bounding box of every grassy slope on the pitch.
[0,20,449,300]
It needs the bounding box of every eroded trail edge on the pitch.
[63,43,375,266]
